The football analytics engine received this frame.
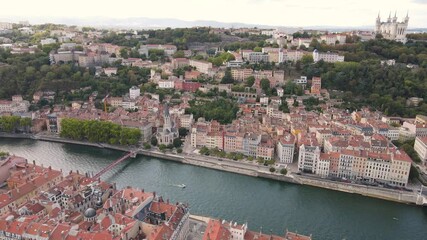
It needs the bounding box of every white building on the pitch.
[0,22,13,30]
[158,79,175,89]
[375,12,409,43]
[139,44,177,56]
[387,128,400,141]
[313,49,345,63]
[277,87,284,97]
[103,67,117,76]
[260,97,269,105]
[317,156,331,178]
[247,52,269,63]
[261,29,275,36]
[414,137,427,163]
[277,134,296,163]
[298,144,321,173]
[294,76,308,85]
[40,38,57,46]
[129,86,140,100]
[121,100,137,110]
[227,60,244,68]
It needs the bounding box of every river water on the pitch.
[1,138,426,240]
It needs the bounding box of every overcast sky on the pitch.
[1,0,427,28]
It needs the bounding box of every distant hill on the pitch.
[3,16,425,33]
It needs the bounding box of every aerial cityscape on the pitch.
[0,0,427,239]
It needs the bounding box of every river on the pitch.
[1,138,427,240]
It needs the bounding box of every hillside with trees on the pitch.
[0,49,151,102]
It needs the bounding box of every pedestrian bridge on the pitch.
[92,151,136,180]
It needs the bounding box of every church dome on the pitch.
[84,208,96,218]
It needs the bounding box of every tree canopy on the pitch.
[60,118,141,145]
[186,98,239,124]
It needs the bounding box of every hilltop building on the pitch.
[375,12,409,43]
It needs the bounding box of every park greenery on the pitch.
[208,52,235,67]
[100,32,141,47]
[186,98,239,124]
[0,116,32,133]
[60,118,141,145]
[199,146,276,165]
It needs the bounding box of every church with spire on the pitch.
[375,11,409,43]
[156,103,178,145]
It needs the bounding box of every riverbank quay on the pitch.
[297,174,427,205]
[1,132,426,206]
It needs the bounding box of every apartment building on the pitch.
[298,144,321,173]
[312,150,411,186]
[414,137,427,163]
[279,50,306,62]
[313,49,344,63]
[189,59,213,74]
[247,52,269,63]
[277,134,296,163]
[231,68,253,82]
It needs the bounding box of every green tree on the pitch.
[186,98,239,124]
[173,50,185,58]
[280,168,287,175]
[0,116,22,133]
[260,78,270,93]
[301,54,314,65]
[178,127,188,138]
[120,48,129,59]
[269,167,276,173]
[151,137,158,146]
[60,118,140,145]
[0,151,8,158]
[143,142,151,149]
[173,138,183,148]
[199,146,210,155]
[245,76,255,87]
[293,101,299,107]
[221,68,233,84]
[159,144,167,151]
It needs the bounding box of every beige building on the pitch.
[231,68,253,82]
[414,137,427,163]
[189,59,213,74]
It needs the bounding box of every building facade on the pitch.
[375,12,409,43]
